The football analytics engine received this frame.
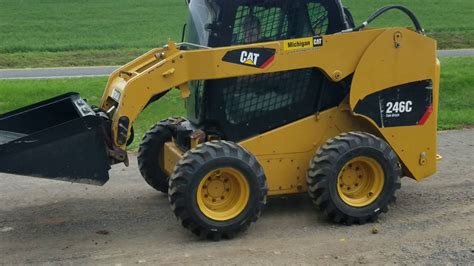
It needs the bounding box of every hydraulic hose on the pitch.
[344,5,424,33]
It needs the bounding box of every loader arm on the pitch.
[100,30,386,151]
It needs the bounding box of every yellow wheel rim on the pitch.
[337,156,385,207]
[197,167,250,221]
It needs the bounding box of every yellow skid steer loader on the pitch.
[0,0,440,240]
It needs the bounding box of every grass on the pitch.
[0,78,185,150]
[0,0,473,68]
[0,0,186,53]
[0,0,186,68]
[438,57,474,130]
[0,48,148,69]
[344,0,474,49]
[0,57,472,150]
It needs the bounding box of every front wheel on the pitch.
[137,120,173,193]
[307,132,401,224]
[169,141,267,240]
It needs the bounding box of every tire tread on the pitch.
[169,141,267,240]
[137,119,173,193]
[307,132,402,225]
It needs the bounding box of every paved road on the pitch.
[437,49,474,58]
[1,129,473,264]
[0,66,119,80]
[0,49,473,80]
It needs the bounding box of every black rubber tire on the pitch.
[169,141,267,240]
[307,132,402,224]
[137,121,173,193]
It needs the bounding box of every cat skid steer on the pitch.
[0,0,441,240]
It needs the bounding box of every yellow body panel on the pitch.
[350,29,439,180]
[163,142,183,176]
[162,103,375,196]
[239,103,374,195]
[102,27,440,194]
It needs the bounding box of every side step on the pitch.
[0,93,111,185]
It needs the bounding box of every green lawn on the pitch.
[0,0,473,68]
[0,0,186,68]
[0,57,472,150]
[344,0,474,49]
[438,57,474,129]
[0,78,185,149]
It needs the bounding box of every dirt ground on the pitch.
[1,129,473,265]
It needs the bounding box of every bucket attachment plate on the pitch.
[0,93,111,185]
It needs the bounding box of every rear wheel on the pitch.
[137,120,173,193]
[307,132,401,224]
[169,141,267,240]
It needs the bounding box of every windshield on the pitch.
[184,0,216,123]
[184,0,213,46]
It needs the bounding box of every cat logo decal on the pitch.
[222,48,276,69]
[240,51,260,66]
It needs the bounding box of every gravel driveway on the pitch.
[0,129,473,264]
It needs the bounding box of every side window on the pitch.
[232,6,288,44]
[212,1,335,140]
[307,2,329,35]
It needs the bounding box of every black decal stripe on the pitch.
[259,55,275,69]
[354,80,433,128]
[222,48,276,68]
[418,105,433,125]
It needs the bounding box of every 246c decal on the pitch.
[222,48,276,69]
[386,101,413,117]
[354,80,433,128]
